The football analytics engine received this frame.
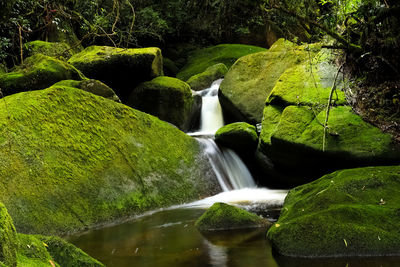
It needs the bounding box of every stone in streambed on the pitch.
[0,85,218,235]
[53,79,120,102]
[195,202,270,232]
[215,122,258,153]
[268,166,400,257]
[0,54,84,97]
[128,76,201,131]
[68,46,163,102]
[186,63,228,91]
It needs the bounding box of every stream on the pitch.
[67,80,400,267]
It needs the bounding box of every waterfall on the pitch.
[198,138,255,191]
[189,79,256,192]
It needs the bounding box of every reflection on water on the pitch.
[67,208,277,267]
[67,207,400,267]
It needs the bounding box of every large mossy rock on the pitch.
[17,234,103,266]
[128,76,201,131]
[256,48,400,185]
[0,203,17,267]
[187,63,228,91]
[176,44,266,81]
[215,122,258,153]
[24,40,74,60]
[195,202,270,232]
[68,46,163,102]
[0,54,84,97]
[219,39,319,124]
[268,166,400,257]
[0,86,218,235]
[53,79,120,102]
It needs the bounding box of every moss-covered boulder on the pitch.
[186,63,228,91]
[195,202,270,232]
[258,105,400,185]
[219,39,319,124]
[24,41,74,60]
[68,46,163,102]
[0,203,17,267]
[0,54,84,97]
[53,79,120,102]
[17,234,103,267]
[215,122,258,153]
[176,44,266,81]
[38,236,103,267]
[0,86,218,235]
[128,76,201,131]
[268,166,400,257]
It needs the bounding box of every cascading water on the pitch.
[188,79,287,209]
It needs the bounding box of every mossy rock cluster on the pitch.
[163,57,179,77]
[0,86,218,235]
[0,54,84,97]
[68,46,163,102]
[1,203,101,266]
[215,122,258,154]
[219,39,320,124]
[53,79,120,102]
[268,166,400,257]
[187,63,228,91]
[24,41,74,60]
[176,44,266,81]
[256,48,400,185]
[195,202,270,232]
[0,203,17,267]
[128,76,201,131]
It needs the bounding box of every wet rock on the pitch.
[215,122,258,154]
[187,63,228,91]
[195,202,270,232]
[268,166,400,257]
[68,46,163,102]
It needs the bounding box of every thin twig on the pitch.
[323,64,344,151]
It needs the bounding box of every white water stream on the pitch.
[187,79,287,209]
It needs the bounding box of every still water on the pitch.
[67,206,400,267]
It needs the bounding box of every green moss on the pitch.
[268,166,400,257]
[128,76,199,131]
[0,54,84,96]
[195,203,270,232]
[0,203,17,267]
[53,79,120,102]
[177,44,266,81]
[38,236,104,267]
[266,49,346,107]
[0,86,217,235]
[186,63,228,91]
[68,46,163,102]
[219,39,320,123]
[24,41,74,60]
[16,234,55,266]
[215,122,258,152]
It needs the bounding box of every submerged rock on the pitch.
[0,54,84,97]
[128,76,201,131]
[218,39,319,124]
[24,40,74,60]
[195,202,270,232]
[0,86,218,235]
[0,203,17,267]
[53,79,120,102]
[187,63,228,91]
[268,166,400,257]
[215,122,258,153]
[68,46,163,102]
[176,44,266,81]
